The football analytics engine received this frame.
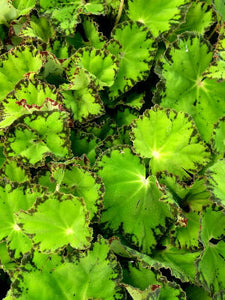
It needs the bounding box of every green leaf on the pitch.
[38,0,83,35]
[107,21,155,99]
[19,15,54,42]
[0,79,61,129]
[0,183,43,258]
[127,0,188,37]
[13,238,122,299]
[82,16,106,49]
[197,207,225,295]
[96,147,174,253]
[185,285,211,300]
[211,116,225,156]
[0,46,43,101]
[131,106,210,179]
[5,111,71,165]
[213,0,225,21]
[60,70,105,122]
[0,159,29,182]
[66,47,119,88]
[11,0,35,15]
[206,159,225,208]
[38,161,104,220]
[154,34,225,142]
[0,0,18,26]
[18,193,92,252]
[175,2,214,35]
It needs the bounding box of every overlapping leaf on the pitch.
[13,238,122,299]
[127,0,189,37]
[5,111,71,166]
[0,46,43,101]
[0,79,62,129]
[96,147,174,253]
[106,21,155,99]
[18,193,92,252]
[131,106,210,179]
[154,34,225,142]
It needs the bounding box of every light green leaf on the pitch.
[154,34,225,142]
[0,46,43,101]
[66,47,119,88]
[127,0,188,37]
[197,207,225,295]
[5,111,71,165]
[19,15,54,42]
[213,0,225,21]
[18,193,92,252]
[82,17,106,48]
[211,116,225,156]
[175,2,214,35]
[60,71,105,122]
[207,160,225,208]
[131,106,210,179]
[96,147,174,253]
[13,238,122,299]
[0,0,18,26]
[37,161,104,220]
[0,183,43,258]
[107,21,155,99]
[38,0,83,35]
[11,0,35,15]
[0,159,29,182]
[0,79,61,129]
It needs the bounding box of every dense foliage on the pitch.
[0,0,225,299]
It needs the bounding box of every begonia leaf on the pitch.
[206,159,225,208]
[37,161,103,220]
[185,285,211,300]
[0,159,29,183]
[131,106,210,179]
[11,0,35,16]
[13,238,122,299]
[211,116,225,156]
[127,0,189,37]
[96,147,174,253]
[66,47,119,88]
[0,79,62,129]
[213,0,225,21]
[197,207,225,295]
[0,183,43,258]
[18,193,92,252]
[106,21,155,99]
[5,111,71,166]
[0,46,43,101]
[154,34,225,142]
[0,1,18,26]
[82,17,106,49]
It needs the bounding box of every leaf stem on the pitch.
[114,0,124,27]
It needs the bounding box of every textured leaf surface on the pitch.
[107,21,155,99]
[0,159,29,182]
[211,116,225,156]
[67,47,119,88]
[197,207,225,295]
[96,147,174,253]
[0,184,42,258]
[131,106,210,179]
[154,34,225,141]
[207,159,225,207]
[18,193,92,252]
[0,46,43,101]
[127,0,188,37]
[14,238,122,299]
[0,79,61,129]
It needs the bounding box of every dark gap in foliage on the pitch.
[209,238,221,245]
[0,269,11,299]
[204,22,219,46]
[94,15,115,39]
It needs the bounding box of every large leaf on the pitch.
[131,106,210,179]
[197,207,225,296]
[154,34,225,142]
[96,147,174,253]
[0,79,62,129]
[127,0,188,37]
[106,21,155,99]
[0,46,43,101]
[13,238,122,299]
[206,159,225,208]
[0,183,43,258]
[18,193,92,252]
